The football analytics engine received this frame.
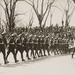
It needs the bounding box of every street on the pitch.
[0,53,75,75]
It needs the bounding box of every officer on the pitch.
[28,34,35,59]
[22,34,30,60]
[6,34,19,63]
[16,34,25,61]
[0,35,8,64]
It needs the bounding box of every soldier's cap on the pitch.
[18,34,22,37]
[29,34,32,37]
[46,36,49,38]
[34,35,37,37]
[2,32,6,35]
[38,36,41,38]
[11,34,15,37]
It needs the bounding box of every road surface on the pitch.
[0,53,75,75]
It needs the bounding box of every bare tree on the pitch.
[22,0,55,31]
[60,0,75,27]
[28,11,34,32]
[0,0,26,32]
[49,9,55,26]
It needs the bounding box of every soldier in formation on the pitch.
[0,34,8,64]
[0,31,74,65]
[6,34,19,63]
[16,34,25,61]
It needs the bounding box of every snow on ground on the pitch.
[0,52,75,75]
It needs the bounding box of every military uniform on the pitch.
[33,36,39,57]
[16,37,25,61]
[62,38,66,53]
[40,36,44,56]
[50,38,55,54]
[38,36,43,56]
[58,37,63,54]
[63,38,69,53]
[0,37,8,64]
[28,36,35,59]
[6,35,18,63]
[71,38,75,58]
[22,36,30,60]
[2,34,7,48]
[44,37,50,56]
[54,38,59,54]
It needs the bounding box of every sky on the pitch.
[0,0,75,28]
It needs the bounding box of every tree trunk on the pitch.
[39,20,44,32]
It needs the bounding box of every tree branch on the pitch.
[0,3,5,11]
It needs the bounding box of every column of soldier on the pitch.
[0,31,72,65]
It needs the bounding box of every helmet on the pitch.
[11,33,17,36]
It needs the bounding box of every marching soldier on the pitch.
[58,37,63,54]
[16,34,25,61]
[50,37,55,54]
[62,38,66,53]
[64,38,69,53]
[6,34,19,63]
[28,34,35,59]
[22,34,30,60]
[33,35,39,57]
[66,38,69,53]
[44,36,50,56]
[0,35,8,64]
[40,35,45,56]
[70,37,75,58]
[54,38,59,55]
[38,36,43,57]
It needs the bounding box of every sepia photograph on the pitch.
[0,0,75,75]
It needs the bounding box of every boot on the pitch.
[15,60,19,63]
[22,59,25,61]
